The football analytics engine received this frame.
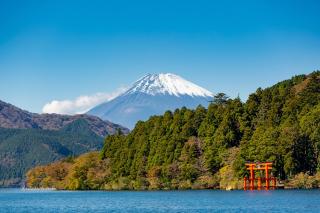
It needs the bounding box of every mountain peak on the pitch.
[124,73,213,97]
[88,73,214,128]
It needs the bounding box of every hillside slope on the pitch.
[0,119,104,186]
[0,101,129,187]
[27,71,320,190]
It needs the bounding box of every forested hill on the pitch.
[0,101,129,187]
[27,71,320,190]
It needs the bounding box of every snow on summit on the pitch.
[88,73,214,128]
[126,73,214,97]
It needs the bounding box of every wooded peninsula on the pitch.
[27,71,320,190]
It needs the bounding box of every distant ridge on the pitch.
[0,100,129,136]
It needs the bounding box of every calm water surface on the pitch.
[0,189,319,212]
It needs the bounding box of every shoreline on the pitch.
[2,187,319,192]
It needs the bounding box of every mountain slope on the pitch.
[88,73,213,129]
[0,100,129,187]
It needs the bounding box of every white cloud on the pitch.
[42,87,127,115]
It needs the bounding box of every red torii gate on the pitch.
[243,162,277,190]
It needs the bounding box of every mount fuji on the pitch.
[87,73,214,129]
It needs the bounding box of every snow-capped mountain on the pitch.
[126,73,213,97]
[87,73,213,129]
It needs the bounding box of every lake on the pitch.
[0,189,320,212]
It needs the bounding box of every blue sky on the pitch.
[0,0,319,113]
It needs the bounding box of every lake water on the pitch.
[0,189,320,212]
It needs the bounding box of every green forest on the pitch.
[0,119,103,187]
[27,71,320,190]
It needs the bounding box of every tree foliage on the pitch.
[27,71,320,190]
